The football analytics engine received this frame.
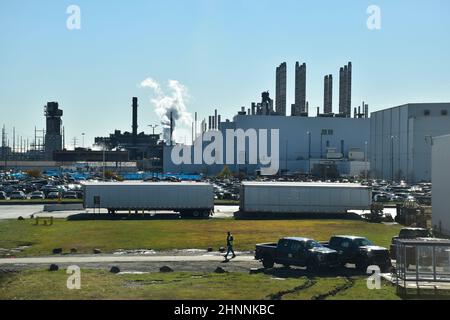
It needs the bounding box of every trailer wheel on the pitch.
[262,256,274,269]
[202,211,210,219]
[192,211,200,218]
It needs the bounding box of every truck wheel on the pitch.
[262,256,274,269]
[192,211,200,218]
[202,211,210,219]
[306,259,319,273]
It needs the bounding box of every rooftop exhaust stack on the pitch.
[132,97,138,140]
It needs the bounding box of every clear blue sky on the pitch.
[1,0,449,147]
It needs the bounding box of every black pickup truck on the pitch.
[255,237,340,271]
[324,235,391,272]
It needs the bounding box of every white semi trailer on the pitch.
[239,182,371,217]
[83,182,214,219]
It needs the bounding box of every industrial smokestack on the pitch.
[170,112,173,146]
[132,97,138,140]
[214,109,217,129]
[218,115,221,130]
[194,112,197,140]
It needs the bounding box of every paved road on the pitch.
[0,205,397,220]
[0,254,255,265]
[0,205,239,220]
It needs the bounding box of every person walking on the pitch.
[224,231,236,260]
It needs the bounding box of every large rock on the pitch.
[207,247,213,252]
[17,216,25,221]
[110,266,120,274]
[214,266,227,274]
[219,247,226,253]
[249,268,263,274]
[93,249,102,254]
[52,248,63,254]
[48,264,59,272]
[159,266,173,273]
[70,248,77,254]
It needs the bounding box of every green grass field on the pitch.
[0,219,401,257]
[0,269,399,300]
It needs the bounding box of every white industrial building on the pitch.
[370,103,450,183]
[432,134,450,236]
[164,114,370,177]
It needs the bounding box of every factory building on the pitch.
[291,62,307,116]
[44,102,63,160]
[370,103,450,182]
[432,134,450,236]
[275,62,287,116]
[164,114,370,177]
[94,97,163,169]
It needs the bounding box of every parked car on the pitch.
[0,191,7,200]
[63,191,78,199]
[390,227,433,259]
[30,191,45,200]
[46,192,60,199]
[325,235,392,272]
[374,193,391,202]
[255,237,340,271]
[9,191,27,200]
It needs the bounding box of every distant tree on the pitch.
[104,170,115,180]
[26,169,42,178]
[217,165,232,179]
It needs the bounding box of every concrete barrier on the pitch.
[43,203,84,212]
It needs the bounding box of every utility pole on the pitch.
[2,125,7,170]
[390,135,395,182]
[364,141,368,181]
[12,127,15,155]
[307,131,311,175]
[285,140,288,177]
[102,144,106,181]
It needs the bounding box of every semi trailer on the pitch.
[238,182,371,218]
[83,182,214,219]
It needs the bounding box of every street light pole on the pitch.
[82,133,85,148]
[102,145,106,181]
[364,141,368,181]
[307,131,311,175]
[390,135,395,182]
[148,124,159,135]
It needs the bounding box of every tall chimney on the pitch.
[170,112,173,146]
[132,97,138,141]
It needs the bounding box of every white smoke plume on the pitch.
[140,78,193,144]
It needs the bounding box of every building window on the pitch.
[424,110,430,116]
[442,110,448,116]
